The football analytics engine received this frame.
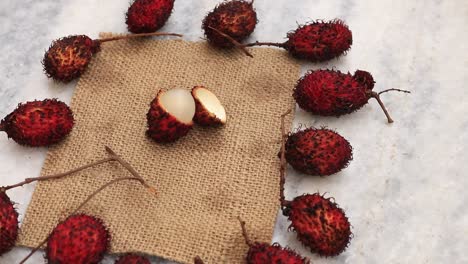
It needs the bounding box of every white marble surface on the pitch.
[0,0,467,263]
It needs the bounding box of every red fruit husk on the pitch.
[191,86,226,127]
[146,90,193,143]
[279,110,352,257]
[0,192,18,256]
[115,253,151,264]
[0,99,74,146]
[202,0,257,48]
[43,35,100,83]
[239,218,309,264]
[286,20,352,61]
[285,127,352,176]
[194,256,204,264]
[126,0,175,33]
[46,214,110,264]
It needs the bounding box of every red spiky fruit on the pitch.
[0,192,18,256]
[286,20,352,61]
[147,88,195,143]
[115,254,151,264]
[239,218,309,264]
[46,214,110,264]
[43,35,100,83]
[0,99,74,147]
[191,86,227,126]
[285,128,352,176]
[284,193,351,257]
[126,0,175,33]
[202,0,257,48]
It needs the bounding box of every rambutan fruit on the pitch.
[43,32,181,83]
[0,192,18,256]
[126,0,175,33]
[245,19,352,62]
[45,214,110,264]
[285,127,352,176]
[194,256,204,264]
[191,86,227,126]
[293,69,410,123]
[0,99,74,147]
[115,253,151,264]
[239,218,309,264]
[278,110,352,257]
[202,0,257,48]
[147,88,196,143]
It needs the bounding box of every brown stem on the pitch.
[279,109,292,208]
[194,256,205,264]
[104,146,157,195]
[98,32,183,43]
[1,157,113,192]
[19,176,143,264]
[207,26,254,58]
[378,88,411,95]
[370,91,394,123]
[238,216,253,247]
[243,41,286,48]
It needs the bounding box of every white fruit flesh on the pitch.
[159,88,196,124]
[194,87,226,123]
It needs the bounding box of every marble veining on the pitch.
[1,0,467,263]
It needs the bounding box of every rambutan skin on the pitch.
[115,253,151,264]
[286,193,351,257]
[247,243,309,264]
[0,99,74,147]
[202,0,257,48]
[286,20,352,62]
[126,0,175,33]
[191,87,224,127]
[0,192,18,256]
[46,214,110,264]
[285,128,352,176]
[146,92,193,143]
[43,35,100,83]
[294,69,371,116]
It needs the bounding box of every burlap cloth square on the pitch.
[17,36,300,263]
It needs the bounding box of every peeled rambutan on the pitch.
[43,32,181,83]
[278,111,352,257]
[191,86,227,126]
[46,214,110,264]
[147,88,196,143]
[239,218,309,264]
[245,19,352,62]
[0,99,74,147]
[294,69,410,123]
[285,127,352,176]
[0,192,18,256]
[126,0,175,33]
[202,0,257,48]
[115,253,151,264]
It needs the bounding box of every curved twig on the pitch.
[207,26,253,58]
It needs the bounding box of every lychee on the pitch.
[294,69,410,123]
[202,0,257,48]
[245,20,352,62]
[43,32,182,83]
[191,86,226,126]
[115,253,151,264]
[285,128,352,176]
[239,218,309,264]
[279,111,352,257]
[147,88,196,143]
[0,99,74,147]
[126,0,175,33]
[0,192,18,256]
[46,214,110,264]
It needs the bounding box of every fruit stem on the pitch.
[194,256,205,264]
[370,91,394,123]
[19,176,143,264]
[238,216,253,247]
[207,26,254,58]
[279,109,292,208]
[98,32,183,43]
[0,157,114,192]
[378,88,411,96]
[243,41,286,48]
